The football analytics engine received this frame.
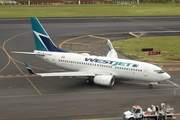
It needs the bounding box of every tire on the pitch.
[149,84,153,89]
[85,79,90,84]
[129,118,135,120]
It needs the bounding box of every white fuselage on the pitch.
[35,50,170,82]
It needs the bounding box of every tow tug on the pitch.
[123,103,176,120]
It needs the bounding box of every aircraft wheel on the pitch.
[149,84,153,89]
[85,79,91,84]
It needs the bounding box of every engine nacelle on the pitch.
[93,75,115,86]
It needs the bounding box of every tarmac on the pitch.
[0,17,180,120]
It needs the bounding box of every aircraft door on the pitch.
[52,55,56,65]
[143,67,148,77]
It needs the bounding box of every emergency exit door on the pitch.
[143,67,148,76]
[52,55,56,65]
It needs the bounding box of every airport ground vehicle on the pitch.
[123,103,176,120]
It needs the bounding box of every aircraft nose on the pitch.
[165,73,171,80]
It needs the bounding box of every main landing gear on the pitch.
[86,79,91,84]
[85,77,93,84]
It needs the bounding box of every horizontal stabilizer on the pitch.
[11,51,36,55]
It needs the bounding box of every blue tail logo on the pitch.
[30,17,67,52]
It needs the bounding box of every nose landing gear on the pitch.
[149,82,159,89]
[149,84,153,89]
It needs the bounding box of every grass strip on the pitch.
[0,4,180,18]
[112,36,180,63]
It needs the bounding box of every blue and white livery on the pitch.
[13,17,171,88]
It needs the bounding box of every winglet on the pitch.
[106,39,118,58]
[107,39,114,51]
[24,61,35,74]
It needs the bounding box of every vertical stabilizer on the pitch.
[30,17,67,52]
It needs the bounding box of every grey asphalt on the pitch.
[0,17,180,120]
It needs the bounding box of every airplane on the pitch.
[13,17,171,89]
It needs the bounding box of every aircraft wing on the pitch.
[24,62,112,77]
[33,72,95,77]
[106,39,118,58]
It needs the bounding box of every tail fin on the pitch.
[30,17,67,52]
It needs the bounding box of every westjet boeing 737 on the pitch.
[13,17,171,89]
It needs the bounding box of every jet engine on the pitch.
[93,75,115,86]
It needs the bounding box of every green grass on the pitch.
[112,36,180,63]
[1,4,180,63]
[0,4,180,18]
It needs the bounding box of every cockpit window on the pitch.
[154,70,164,74]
